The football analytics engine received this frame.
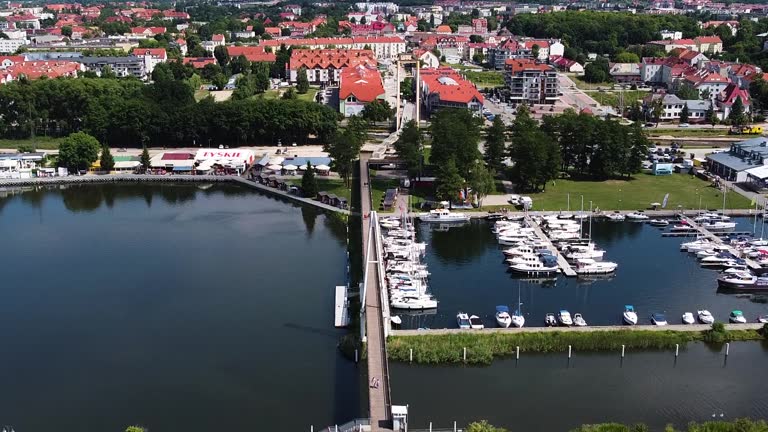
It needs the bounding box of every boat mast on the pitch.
[580,195,584,240]
[589,200,593,240]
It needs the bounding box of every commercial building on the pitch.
[79,56,146,79]
[260,36,405,61]
[504,58,559,105]
[706,137,768,182]
[419,67,484,114]
[339,65,385,117]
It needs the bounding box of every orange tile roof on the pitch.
[420,67,483,105]
[131,48,167,59]
[504,58,554,73]
[289,49,376,70]
[4,61,81,81]
[226,46,276,62]
[339,66,385,103]
[182,57,217,68]
[435,25,452,33]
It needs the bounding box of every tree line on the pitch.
[0,75,339,148]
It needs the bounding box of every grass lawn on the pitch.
[647,128,736,138]
[572,75,612,90]
[462,70,504,88]
[0,137,63,150]
[422,146,431,164]
[257,88,318,102]
[527,173,751,211]
[194,89,210,101]
[316,178,351,201]
[585,90,648,108]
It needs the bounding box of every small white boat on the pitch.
[702,221,737,231]
[391,295,438,310]
[390,315,402,325]
[495,305,512,328]
[682,312,695,325]
[511,310,525,328]
[419,208,470,223]
[469,314,484,329]
[573,313,587,326]
[605,212,626,221]
[648,219,669,227]
[574,258,618,275]
[545,313,557,327]
[626,211,649,220]
[557,309,573,326]
[651,313,668,326]
[623,305,638,325]
[729,310,747,324]
[758,314,768,324]
[697,309,715,324]
[508,255,559,275]
[457,312,471,329]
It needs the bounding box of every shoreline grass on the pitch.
[387,328,765,365]
[0,137,63,151]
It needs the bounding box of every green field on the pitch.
[648,128,734,138]
[572,75,612,90]
[259,88,319,102]
[527,173,751,211]
[315,178,351,201]
[586,90,649,108]
[0,137,63,150]
[461,70,505,88]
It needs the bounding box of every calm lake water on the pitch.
[400,217,768,330]
[0,184,361,432]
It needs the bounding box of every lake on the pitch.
[398,217,768,330]
[0,183,361,432]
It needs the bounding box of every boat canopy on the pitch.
[496,305,510,313]
[653,313,666,320]
[731,310,744,315]
[625,305,635,311]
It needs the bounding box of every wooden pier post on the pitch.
[675,344,679,357]
[409,348,413,363]
[454,421,457,432]
[429,422,432,432]
[568,345,572,358]
[463,347,467,362]
[726,343,730,356]
[354,349,358,363]
[516,346,520,360]
[621,345,625,358]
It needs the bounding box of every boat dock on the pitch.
[334,285,349,328]
[662,231,753,238]
[524,215,577,277]
[390,322,763,336]
[679,216,761,270]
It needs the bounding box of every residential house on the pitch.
[182,57,218,69]
[464,42,493,62]
[260,36,405,61]
[660,29,683,39]
[413,48,440,68]
[643,93,715,121]
[435,24,452,34]
[202,34,226,53]
[79,56,146,79]
[504,58,559,105]
[173,38,187,56]
[701,20,739,36]
[130,27,166,38]
[419,67,484,114]
[609,62,641,84]
[717,82,750,119]
[226,46,276,63]
[471,18,487,34]
[131,48,167,75]
[288,49,376,85]
[695,36,723,54]
[0,60,83,84]
[339,65,385,117]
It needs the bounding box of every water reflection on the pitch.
[302,206,318,236]
[427,220,493,264]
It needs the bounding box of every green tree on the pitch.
[394,120,422,179]
[729,96,747,129]
[282,87,297,99]
[324,116,366,186]
[651,98,664,125]
[676,83,700,100]
[58,132,101,172]
[212,73,228,90]
[706,102,718,127]
[679,103,689,123]
[361,100,393,123]
[231,54,250,75]
[101,64,117,79]
[434,158,464,208]
[400,77,415,102]
[509,106,559,191]
[430,108,482,180]
[213,45,229,68]
[61,25,72,38]
[17,143,35,153]
[531,44,540,59]
[469,163,495,207]
[140,145,150,173]
[614,51,640,63]
[584,59,610,83]
[484,116,506,173]
[466,420,507,432]
[124,426,146,432]
[100,144,115,172]
[301,161,318,198]
[296,66,310,94]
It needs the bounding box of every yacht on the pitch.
[419,208,470,223]
[457,312,471,329]
[682,312,695,325]
[508,255,559,276]
[545,313,557,327]
[574,258,618,275]
[503,245,547,257]
[495,305,512,328]
[557,310,573,326]
[573,313,587,327]
[564,244,606,261]
[648,219,669,227]
[729,310,747,324]
[511,309,525,328]
[651,313,668,326]
[605,212,626,221]
[623,305,638,325]
[391,294,438,310]
[697,310,715,324]
[506,253,543,266]
[758,315,768,324]
[626,211,649,221]
[702,221,737,231]
[717,271,768,291]
[469,314,484,329]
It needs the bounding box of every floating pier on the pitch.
[680,216,761,270]
[334,285,349,328]
[524,215,577,277]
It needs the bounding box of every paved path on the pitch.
[391,322,763,336]
[360,152,393,432]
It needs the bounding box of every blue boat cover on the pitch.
[625,305,634,311]
[496,305,509,313]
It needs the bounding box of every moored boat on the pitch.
[558,309,573,326]
[495,305,512,328]
[729,310,747,323]
[623,305,638,325]
[697,309,715,324]
[651,313,668,326]
[648,219,669,227]
[545,313,557,327]
[469,314,484,329]
[419,208,470,223]
[682,312,695,325]
[626,211,649,221]
[457,312,471,329]
[573,313,587,326]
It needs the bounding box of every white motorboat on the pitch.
[573,313,587,326]
[574,258,618,274]
[648,219,669,227]
[758,314,768,324]
[495,305,512,328]
[469,314,484,329]
[549,231,581,240]
[391,295,438,310]
[697,309,715,324]
[682,312,695,325]
[557,310,573,326]
[503,245,547,257]
[717,271,759,289]
[651,313,668,326]
[623,305,638,325]
[508,255,559,275]
[680,239,711,252]
[729,310,747,323]
[702,221,737,231]
[544,313,557,327]
[626,212,649,221]
[457,312,471,329]
[390,315,402,325]
[506,253,543,265]
[419,208,470,223]
[605,212,626,221]
[565,245,606,261]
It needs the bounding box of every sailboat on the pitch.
[511,285,525,328]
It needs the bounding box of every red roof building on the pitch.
[419,67,484,114]
[226,46,276,63]
[182,57,217,69]
[289,49,376,85]
[504,59,559,105]
[130,27,166,37]
[0,61,83,84]
[339,65,385,117]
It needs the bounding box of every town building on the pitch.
[79,56,146,79]
[504,58,559,105]
[339,65,385,117]
[202,34,226,53]
[226,46,276,63]
[706,137,768,182]
[288,49,376,85]
[0,60,83,84]
[419,67,484,114]
[552,56,584,74]
[609,62,641,84]
[260,37,405,61]
[130,48,167,75]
